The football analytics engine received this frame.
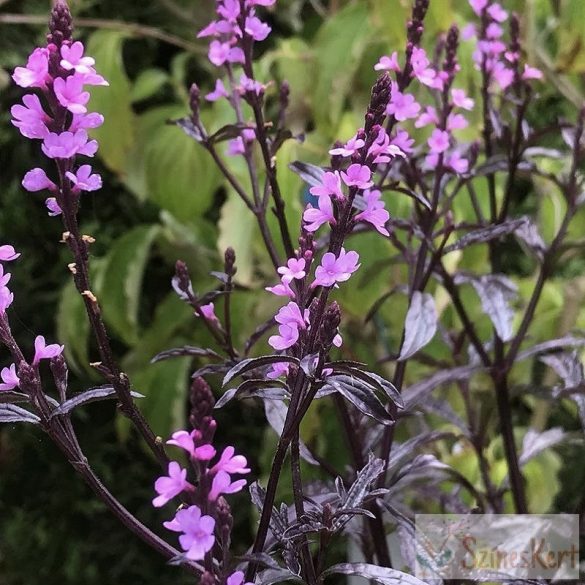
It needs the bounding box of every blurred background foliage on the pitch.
[1,0,585,583]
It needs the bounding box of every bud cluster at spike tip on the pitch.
[11,0,108,218]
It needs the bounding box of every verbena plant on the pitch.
[2,0,584,583]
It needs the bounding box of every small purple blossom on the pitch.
[227,571,254,585]
[12,47,49,88]
[415,106,439,129]
[163,505,215,560]
[22,168,56,192]
[33,335,64,365]
[313,248,360,288]
[211,446,251,475]
[277,258,306,283]
[53,75,90,114]
[45,197,62,216]
[522,65,543,81]
[329,133,365,157]
[267,361,290,379]
[208,41,245,67]
[274,301,309,329]
[355,189,390,236]
[60,41,95,74]
[153,461,194,507]
[268,323,299,350]
[340,164,373,190]
[0,287,14,314]
[205,79,229,101]
[451,89,475,110]
[166,430,216,460]
[0,364,19,392]
[428,129,450,154]
[208,470,247,501]
[386,86,421,121]
[303,195,335,232]
[244,15,271,41]
[265,278,296,298]
[41,130,98,159]
[10,94,49,139]
[0,245,21,262]
[374,52,400,72]
[197,302,219,323]
[65,165,102,192]
[309,171,343,200]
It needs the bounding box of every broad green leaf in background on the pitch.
[312,2,372,130]
[98,225,160,346]
[86,30,135,174]
[130,68,170,104]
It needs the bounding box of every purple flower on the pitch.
[367,127,404,163]
[268,323,299,350]
[491,62,514,90]
[277,258,306,283]
[53,75,90,114]
[208,41,245,67]
[45,197,62,216]
[386,86,420,121]
[217,0,241,22]
[166,430,216,460]
[152,462,193,507]
[227,137,246,156]
[163,505,215,560]
[341,164,373,190]
[415,106,439,129]
[197,302,219,323]
[469,0,488,15]
[303,195,335,232]
[522,65,543,81]
[0,364,19,392]
[355,189,390,236]
[69,112,104,132]
[275,301,309,329]
[411,46,438,87]
[374,52,400,72]
[238,74,265,96]
[197,19,234,38]
[205,79,228,101]
[65,165,102,192]
[42,130,98,159]
[487,2,508,22]
[246,0,276,5]
[0,265,10,288]
[447,113,468,131]
[391,130,415,154]
[445,150,469,173]
[428,129,450,154]
[33,335,64,365]
[265,279,296,298]
[211,446,251,475]
[309,171,343,200]
[10,94,50,139]
[313,248,360,288]
[0,245,21,262]
[486,22,503,39]
[208,470,247,501]
[329,133,365,157]
[22,168,56,192]
[12,47,49,88]
[451,89,474,110]
[227,571,254,585]
[60,41,96,74]
[244,15,271,41]
[0,287,14,314]
[267,361,290,379]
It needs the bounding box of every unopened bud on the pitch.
[47,0,73,47]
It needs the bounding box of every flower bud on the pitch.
[189,377,215,429]
[224,247,236,276]
[319,301,342,349]
[189,83,200,125]
[47,0,73,47]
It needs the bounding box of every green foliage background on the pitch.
[1,0,585,583]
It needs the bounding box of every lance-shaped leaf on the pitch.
[151,345,222,363]
[517,336,585,361]
[0,404,41,424]
[257,568,304,584]
[288,161,325,187]
[208,123,249,144]
[399,292,437,361]
[321,563,429,585]
[388,431,456,472]
[468,274,517,342]
[443,218,527,254]
[540,351,584,389]
[323,375,394,425]
[172,116,204,142]
[0,391,30,405]
[215,379,291,409]
[519,427,568,466]
[223,355,299,386]
[264,401,319,465]
[249,482,289,541]
[49,385,144,418]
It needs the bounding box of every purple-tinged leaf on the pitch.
[171,117,204,142]
[389,431,456,472]
[300,353,320,377]
[323,375,395,425]
[514,217,546,259]
[321,562,429,585]
[540,351,584,388]
[288,161,325,188]
[151,345,222,363]
[248,483,289,541]
[523,146,564,159]
[223,355,299,386]
[398,292,437,361]
[264,401,319,465]
[210,271,229,284]
[443,218,527,254]
[215,379,290,409]
[519,427,567,466]
[0,391,29,404]
[49,386,144,418]
[517,336,585,362]
[191,363,230,378]
[257,568,304,584]
[0,404,40,424]
[208,123,249,144]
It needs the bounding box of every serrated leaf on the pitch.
[151,346,222,363]
[0,404,40,424]
[398,292,437,361]
[223,355,299,386]
[519,427,567,466]
[99,225,159,345]
[444,218,527,254]
[215,379,290,409]
[49,386,143,418]
[322,563,429,585]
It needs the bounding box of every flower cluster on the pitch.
[152,378,250,582]
[11,4,107,217]
[197,0,274,157]
[0,247,64,392]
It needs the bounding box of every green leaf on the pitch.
[130,68,169,103]
[99,225,160,345]
[312,3,372,129]
[85,30,135,174]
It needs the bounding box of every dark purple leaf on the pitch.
[0,391,29,404]
[0,404,40,424]
[443,218,527,254]
[288,161,325,187]
[210,271,229,284]
[523,146,564,159]
[514,217,546,259]
[399,292,437,361]
[257,568,304,584]
[245,317,276,355]
[519,427,567,466]
[171,117,204,142]
[300,353,320,377]
[540,352,584,388]
[151,345,222,363]
[324,375,394,425]
[208,123,249,144]
[49,385,143,418]
[517,336,585,361]
[215,379,291,409]
[223,355,299,386]
[191,363,230,378]
[321,562,429,584]
[389,431,455,472]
